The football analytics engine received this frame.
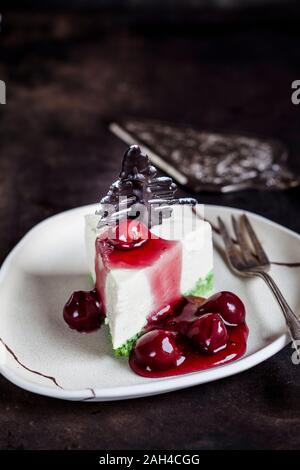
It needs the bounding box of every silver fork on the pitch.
[218,213,300,353]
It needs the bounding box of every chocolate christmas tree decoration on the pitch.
[98,145,196,227]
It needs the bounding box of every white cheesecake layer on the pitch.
[105,268,152,350]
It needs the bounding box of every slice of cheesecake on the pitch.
[85,206,213,356]
[85,145,213,356]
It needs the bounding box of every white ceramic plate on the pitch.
[0,204,299,401]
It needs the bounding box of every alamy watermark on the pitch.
[291,341,300,365]
[88,202,206,242]
[291,80,300,105]
[0,80,6,104]
[0,14,5,104]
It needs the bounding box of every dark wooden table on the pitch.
[0,9,300,450]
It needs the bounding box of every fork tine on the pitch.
[218,217,235,251]
[218,217,244,269]
[231,215,256,264]
[242,214,269,265]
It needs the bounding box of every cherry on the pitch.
[63,288,104,333]
[186,313,228,354]
[198,291,246,326]
[108,219,148,250]
[132,330,183,371]
[172,302,199,335]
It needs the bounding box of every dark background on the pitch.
[0,1,300,450]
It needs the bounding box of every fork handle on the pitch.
[255,271,300,347]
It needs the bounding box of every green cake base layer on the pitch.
[112,270,214,357]
[184,270,214,297]
[113,333,141,358]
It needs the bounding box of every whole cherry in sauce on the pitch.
[63,288,104,333]
[171,301,199,335]
[198,291,246,326]
[132,329,184,371]
[186,313,228,354]
[107,219,148,250]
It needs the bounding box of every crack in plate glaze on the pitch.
[0,337,64,389]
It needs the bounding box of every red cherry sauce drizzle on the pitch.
[129,297,249,378]
[95,226,182,315]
